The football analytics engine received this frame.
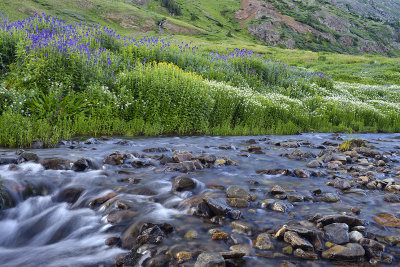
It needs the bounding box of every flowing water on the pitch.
[0,133,399,266]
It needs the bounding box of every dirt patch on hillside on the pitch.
[102,13,154,32]
[163,21,202,35]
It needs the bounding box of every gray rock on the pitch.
[254,233,274,250]
[322,243,365,261]
[270,185,286,195]
[360,238,385,259]
[294,168,311,178]
[333,179,351,190]
[294,248,318,260]
[287,193,304,202]
[40,158,72,170]
[284,231,314,250]
[324,223,349,244]
[384,194,400,203]
[226,185,250,200]
[0,157,18,165]
[317,215,363,227]
[19,152,39,163]
[349,231,363,243]
[270,201,291,213]
[319,192,340,203]
[172,176,195,191]
[194,252,225,267]
[306,160,322,168]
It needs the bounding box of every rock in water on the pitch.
[324,223,349,245]
[322,243,365,261]
[372,214,400,228]
[254,233,274,250]
[284,231,314,250]
[226,185,250,200]
[194,252,225,267]
[40,158,72,170]
[172,176,196,191]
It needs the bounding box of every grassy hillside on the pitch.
[1,0,399,56]
[0,14,399,147]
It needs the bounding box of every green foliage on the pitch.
[160,0,182,16]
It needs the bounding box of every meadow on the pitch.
[0,14,400,147]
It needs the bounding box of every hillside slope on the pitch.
[1,0,399,55]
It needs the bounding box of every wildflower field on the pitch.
[0,14,400,147]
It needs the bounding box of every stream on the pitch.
[0,133,400,266]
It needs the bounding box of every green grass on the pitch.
[0,13,399,148]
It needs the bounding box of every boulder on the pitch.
[322,243,365,261]
[324,223,349,245]
[226,185,250,200]
[194,252,225,267]
[172,176,195,191]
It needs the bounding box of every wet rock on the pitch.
[128,187,157,196]
[40,158,72,170]
[172,176,195,191]
[143,147,169,153]
[196,153,216,164]
[355,147,380,158]
[212,232,228,241]
[18,152,39,163]
[115,252,142,267]
[284,231,313,250]
[333,179,351,190]
[324,223,349,245]
[280,142,299,148]
[184,230,198,239]
[72,158,99,171]
[270,185,286,195]
[143,254,172,267]
[230,244,252,255]
[107,210,137,224]
[317,215,363,227]
[322,243,365,261]
[89,192,116,208]
[384,194,400,203]
[256,169,290,175]
[318,151,333,163]
[218,144,233,150]
[0,189,16,209]
[360,238,385,259]
[226,198,249,208]
[226,185,250,200]
[176,251,191,263]
[372,213,400,228]
[231,221,251,234]
[179,161,196,172]
[306,160,322,168]
[287,193,304,202]
[270,201,291,213]
[189,197,241,220]
[294,248,318,260]
[173,152,193,163]
[136,222,173,245]
[318,193,340,203]
[247,145,263,153]
[105,236,120,246]
[159,154,174,165]
[0,157,18,165]
[205,198,241,220]
[55,187,84,204]
[349,231,363,243]
[254,233,274,250]
[294,169,311,178]
[194,252,225,267]
[104,151,124,165]
[220,251,246,259]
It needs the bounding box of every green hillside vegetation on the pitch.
[0,13,399,148]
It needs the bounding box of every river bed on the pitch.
[0,133,400,266]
